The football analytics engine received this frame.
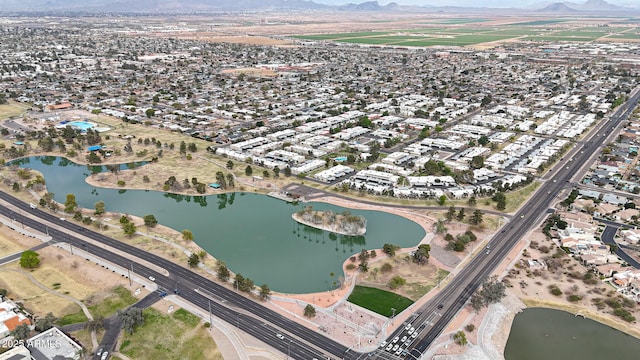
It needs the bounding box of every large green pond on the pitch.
[11,156,426,293]
[505,308,640,360]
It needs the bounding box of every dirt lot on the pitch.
[0,234,129,317]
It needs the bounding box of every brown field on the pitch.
[0,244,128,317]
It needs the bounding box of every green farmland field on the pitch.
[292,23,639,48]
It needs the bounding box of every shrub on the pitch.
[465,324,475,332]
[567,295,582,302]
[380,263,393,273]
[549,285,562,296]
[388,276,406,289]
[346,263,356,270]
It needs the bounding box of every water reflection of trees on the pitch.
[291,221,366,252]
[40,156,55,166]
[216,193,236,209]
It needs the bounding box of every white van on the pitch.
[29,203,37,209]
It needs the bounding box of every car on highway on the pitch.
[148,276,155,282]
[486,250,491,255]
[401,336,407,343]
[276,333,285,340]
[437,304,444,309]
[385,344,393,351]
[408,327,414,335]
[405,324,411,330]
[392,344,399,352]
[411,332,418,338]
[395,349,403,356]
[96,348,104,356]
[379,340,387,348]
[59,217,66,221]
[100,351,109,360]
[392,336,399,343]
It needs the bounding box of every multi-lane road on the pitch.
[1,89,638,360]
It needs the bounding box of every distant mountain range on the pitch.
[536,0,632,12]
[0,0,636,13]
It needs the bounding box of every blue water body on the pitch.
[505,308,640,360]
[12,156,426,293]
[64,120,95,131]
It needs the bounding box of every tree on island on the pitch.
[20,250,40,269]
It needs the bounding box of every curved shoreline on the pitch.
[291,212,366,236]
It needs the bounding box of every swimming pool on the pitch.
[58,120,96,131]
[335,156,348,162]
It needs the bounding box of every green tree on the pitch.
[94,200,105,215]
[388,276,406,289]
[226,160,234,169]
[470,209,484,225]
[437,195,447,206]
[468,197,477,207]
[143,214,158,227]
[258,284,271,301]
[182,229,194,241]
[413,244,431,265]
[283,167,292,177]
[304,304,316,318]
[35,312,57,331]
[188,253,200,267]
[457,208,466,221]
[382,243,397,256]
[245,165,253,176]
[492,192,506,210]
[435,219,448,234]
[122,222,137,237]
[10,323,30,341]
[145,108,155,118]
[453,331,468,346]
[64,193,77,214]
[216,262,230,282]
[118,307,144,335]
[470,155,484,169]
[20,250,40,268]
[446,206,456,221]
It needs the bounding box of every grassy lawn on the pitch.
[504,181,541,213]
[0,101,30,119]
[87,286,138,318]
[347,285,413,317]
[57,311,89,326]
[57,286,137,325]
[119,308,222,360]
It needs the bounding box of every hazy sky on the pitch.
[314,0,632,8]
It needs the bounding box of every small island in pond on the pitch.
[292,206,367,236]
